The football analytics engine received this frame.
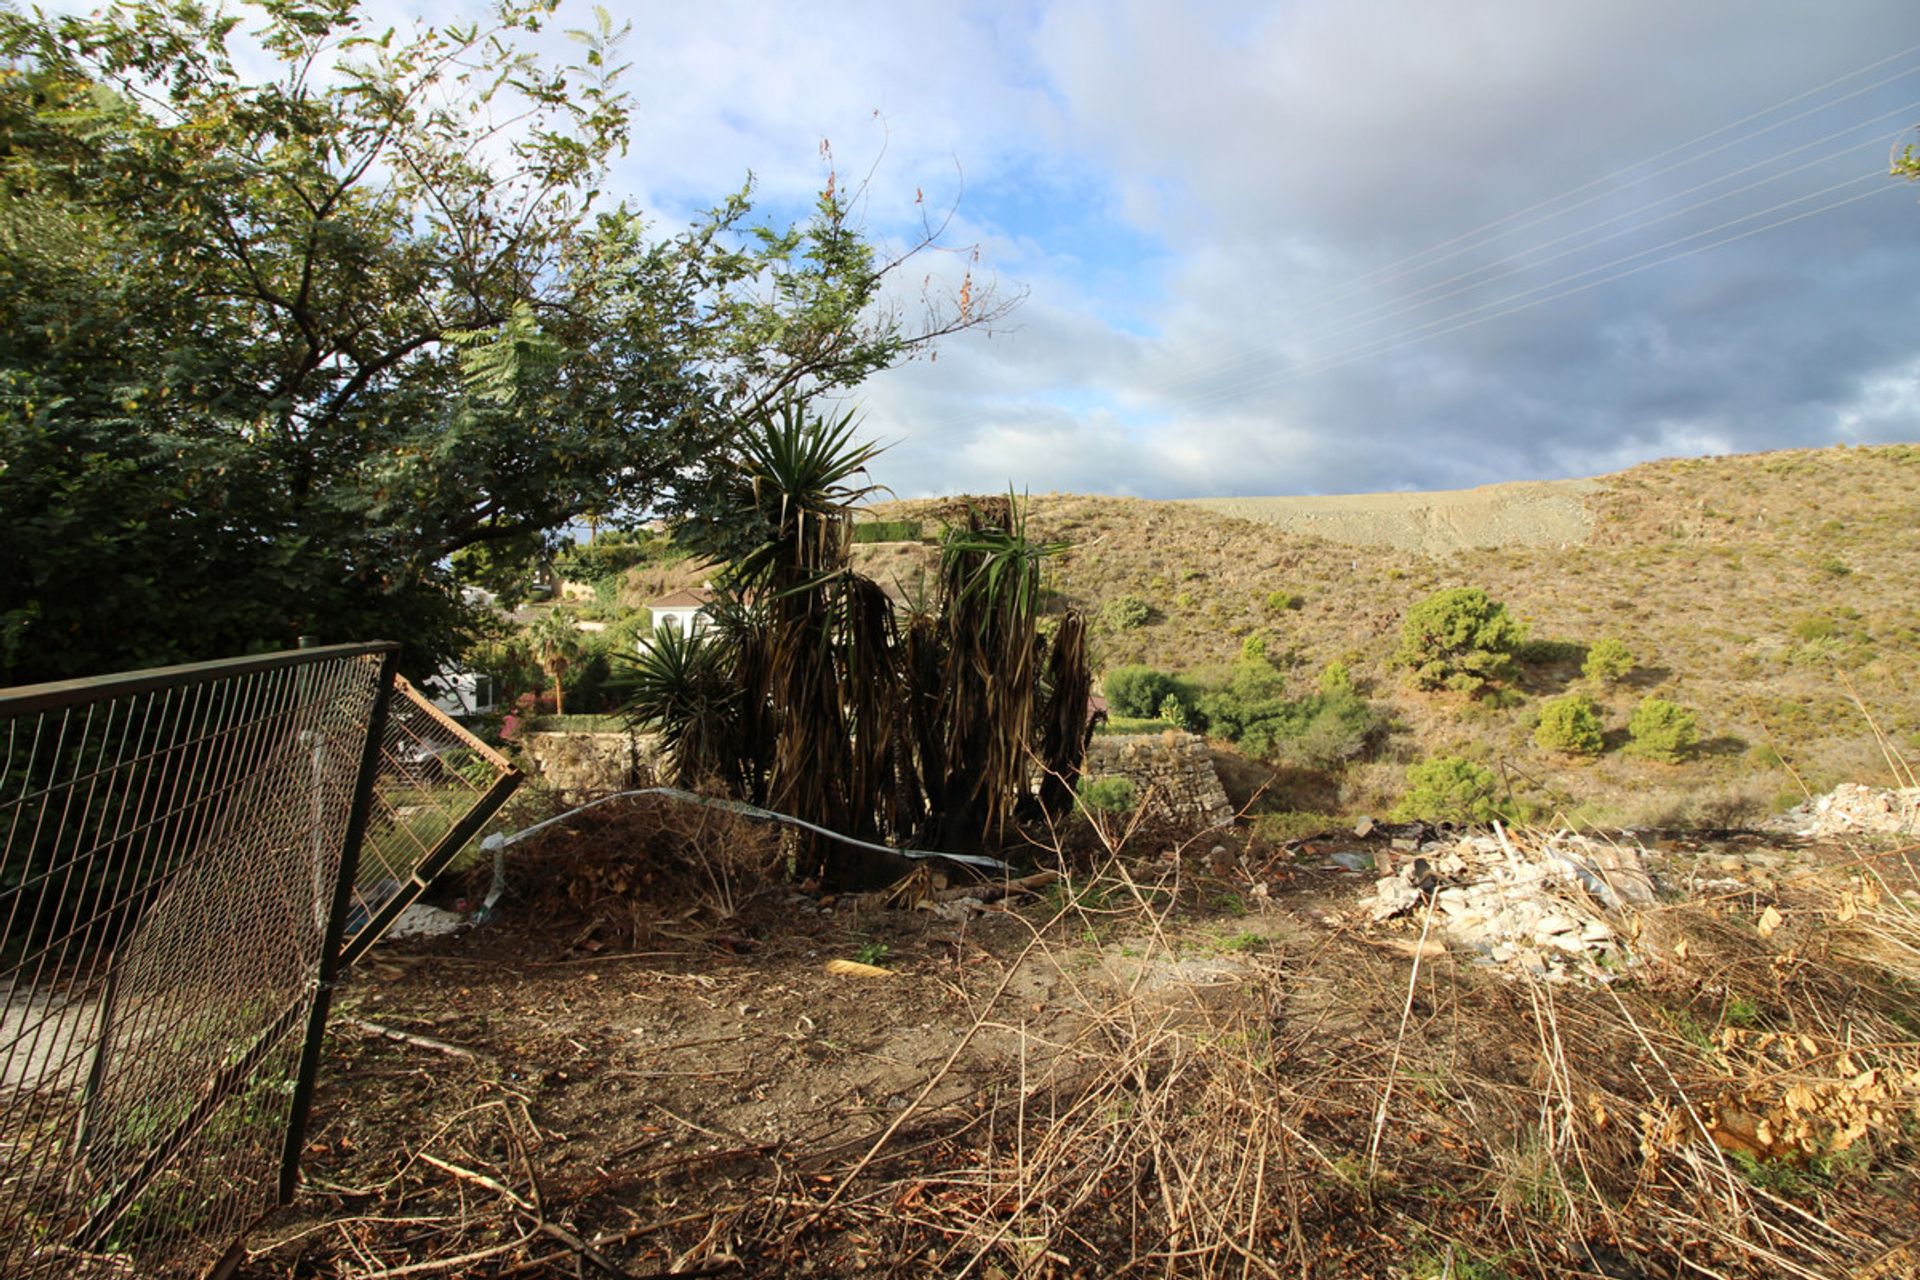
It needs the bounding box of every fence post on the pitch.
[278,649,397,1203]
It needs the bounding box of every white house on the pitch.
[421,668,496,717]
[643,587,715,648]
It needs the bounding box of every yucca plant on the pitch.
[615,622,746,792]
[930,498,1071,846]
[624,399,1090,879]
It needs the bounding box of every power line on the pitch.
[1126,107,1915,406]
[1301,43,1920,312]
[1169,179,1898,411]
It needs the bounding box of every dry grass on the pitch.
[866,443,1920,827]
[254,819,1920,1279]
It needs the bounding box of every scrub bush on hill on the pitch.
[1626,697,1699,762]
[1394,588,1527,693]
[1101,595,1154,629]
[1582,636,1636,684]
[1394,756,1506,823]
[1534,694,1605,756]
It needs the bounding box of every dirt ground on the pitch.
[240,802,1920,1280]
[1181,478,1602,555]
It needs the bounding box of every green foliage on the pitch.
[1265,589,1302,612]
[1156,693,1195,729]
[1582,636,1636,684]
[1104,665,1180,718]
[851,519,922,543]
[555,530,673,589]
[1239,630,1273,665]
[1317,661,1355,697]
[0,1,989,683]
[1393,588,1528,693]
[1395,756,1505,824]
[451,532,553,611]
[1101,594,1154,630]
[1626,697,1699,762]
[1534,694,1605,756]
[1192,662,1381,767]
[1076,775,1137,817]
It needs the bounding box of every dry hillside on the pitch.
[863,443,1920,827]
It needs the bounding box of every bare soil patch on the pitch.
[239,798,1920,1279]
[1182,478,1602,555]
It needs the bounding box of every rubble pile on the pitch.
[1769,784,1920,839]
[1369,828,1657,980]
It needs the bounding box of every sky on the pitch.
[567,0,1920,499]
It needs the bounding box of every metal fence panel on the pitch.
[340,675,522,970]
[0,646,396,1278]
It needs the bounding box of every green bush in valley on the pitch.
[1394,756,1505,823]
[1626,697,1699,762]
[851,518,921,543]
[1239,630,1272,664]
[1393,587,1528,693]
[1101,594,1153,630]
[1156,693,1195,729]
[1534,694,1605,756]
[1193,662,1380,768]
[1104,665,1180,718]
[1077,775,1137,816]
[1582,636,1636,684]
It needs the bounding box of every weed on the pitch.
[854,941,890,966]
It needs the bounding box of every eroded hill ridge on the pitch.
[1181,476,1604,554]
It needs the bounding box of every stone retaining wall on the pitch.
[521,731,661,801]
[1082,731,1235,829]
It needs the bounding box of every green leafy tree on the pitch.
[1393,588,1528,693]
[1626,697,1699,762]
[1534,694,1605,756]
[1582,636,1636,684]
[0,0,1003,683]
[1103,665,1179,718]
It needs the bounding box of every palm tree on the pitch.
[526,608,582,716]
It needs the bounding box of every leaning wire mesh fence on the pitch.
[339,675,519,968]
[0,646,393,1279]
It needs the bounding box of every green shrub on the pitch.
[1239,630,1272,665]
[851,518,921,543]
[1265,589,1302,612]
[1534,694,1604,756]
[1582,636,1635,684]
[1104,664,1179,718]
[1317,661,1355,696]
[1076,775,1137,816]
[1626,697,1698,762]
[1156,693,1195,729]
[1393,588,1527,693]
[1394,756,1505,823]
[1101,594,1153,630]
[1194,662,1380,767]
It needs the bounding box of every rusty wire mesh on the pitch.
[0,646,397,1278]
